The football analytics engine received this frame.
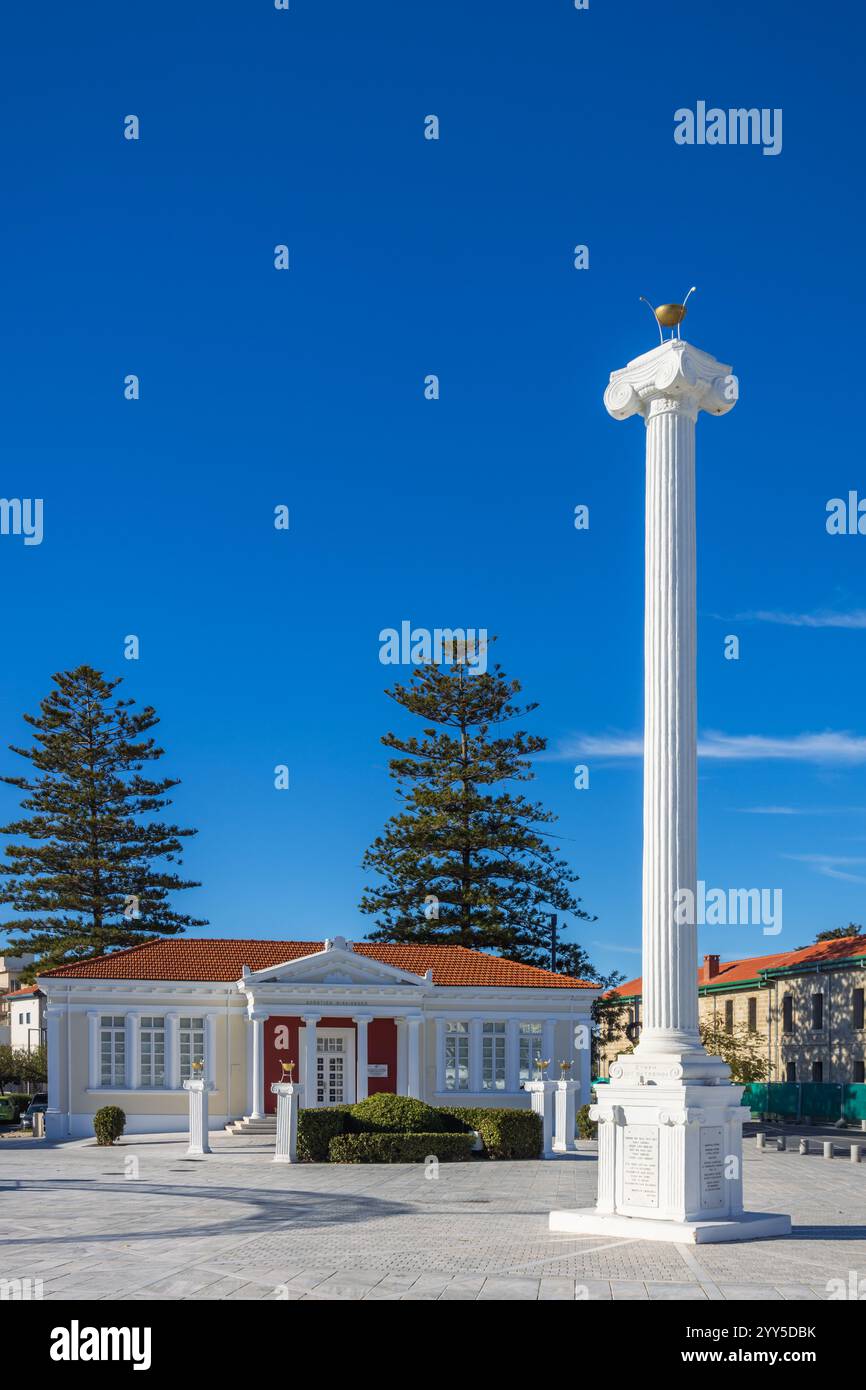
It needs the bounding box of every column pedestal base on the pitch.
[548,1208,791,1244]
[550,1052,790,1245]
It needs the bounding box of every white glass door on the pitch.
[313,1029,356,1106]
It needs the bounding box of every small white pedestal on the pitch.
[553,1078,579,1153]
[183,1078,215,1157]
[271,1081,303,1163]
[524,1080,557,1158]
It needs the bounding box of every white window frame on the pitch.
[100,1015,126,1088]
[444,1021,470,1091]
[139,1016,167,1089]
[519,1022,544,1083]
[179,1016,205,1080]
[307,1027,355,1107]
[482,1021,507,1091]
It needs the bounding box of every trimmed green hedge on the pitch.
[297,1106,352,1162]
[294,1095,541,1162]
[438,1106,542,1160]
[328,1131,476,1164]
[348,1094,443,1134]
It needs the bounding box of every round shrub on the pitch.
[349,1092,443,1134]
[93,1105,126,1146]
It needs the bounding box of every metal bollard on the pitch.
[756,1132,766,1151]
[851,1145,861,1164]
[823,1141,834,1159]
[776,1135,786,1152]
[799,1138,809,1155]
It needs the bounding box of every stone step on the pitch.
[225,1115,277,1136]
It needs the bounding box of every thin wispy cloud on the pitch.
[783,853,866,884]
[736,609,866,629]
[591,940,641,955]
[737,805,866,816]
[556,730,866,765]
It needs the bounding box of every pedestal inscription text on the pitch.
[622,1125,659,1207]
[700,1125,724,1210]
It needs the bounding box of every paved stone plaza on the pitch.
[1,1133,864,1300]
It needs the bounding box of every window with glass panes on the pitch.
[519,1022,543,1082]
[444,1021,469,1090]
[179,1017,205,1081]
[139,1016,166,1088]
[100,1016,126,1087]
[482,1021,506,1090]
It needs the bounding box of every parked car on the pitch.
[21,1093,48,1129]
[0,1096,18,1123]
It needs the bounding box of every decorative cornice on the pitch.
[604,339,737,425]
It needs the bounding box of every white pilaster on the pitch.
[469,1017,483,1093]
[87,1011,100,1091]
[434,1019,446,1094]
[204,1014,217,1088]
[125,1012,141,1091]
[407,1017,422,1098]
[303,1015,320,1107]
[542,1018,556,1069]
[165,1012,180,1090]
[551,335,789,1243]
[46,1008,63,1112]
[506,1018,520,1093]
[353,1015,371,1102]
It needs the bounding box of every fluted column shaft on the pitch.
[640,404,699,1050]
[603,338,737,1063]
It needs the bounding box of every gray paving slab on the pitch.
[0,1130,863,1301]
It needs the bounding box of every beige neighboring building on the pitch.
[597,935,866,1085]
[0,953,36,1046]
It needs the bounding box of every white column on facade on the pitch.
[353,1015,371,1102]
[204,1014,217,1088]
[46,1008,63,1111]
[542,1018,556,1069]
[87,1011,100,1091]
[396,1018,407,1095]
[434,1019,446,1094]
[506,1018,520,1093]
[406,1016,422,1098]
[165,1012,180,1090]
[125,1012,141,1090]
[604,340,736,1059]
[469,1017,483,1094]
[302,1015,320,1107]
[249,1013,267,1119]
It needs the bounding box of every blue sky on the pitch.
[1,0,864,978]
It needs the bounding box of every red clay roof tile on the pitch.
[39,938,592,989]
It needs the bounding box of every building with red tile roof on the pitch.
[38,934,599,1139]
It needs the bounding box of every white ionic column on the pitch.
[406,1017,422,1098]
[87,1011,100,1091]
[353,1015,371,1102]
[550,331,789,1242]
[249,1013,267,1119]
[542,1019,556,1069]
[604,340,736,1068]
[303,1015,320,1107]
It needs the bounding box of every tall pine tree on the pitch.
[0,666,206,974]
[360,644,600,977]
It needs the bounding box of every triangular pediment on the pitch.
[240,938,429,988]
